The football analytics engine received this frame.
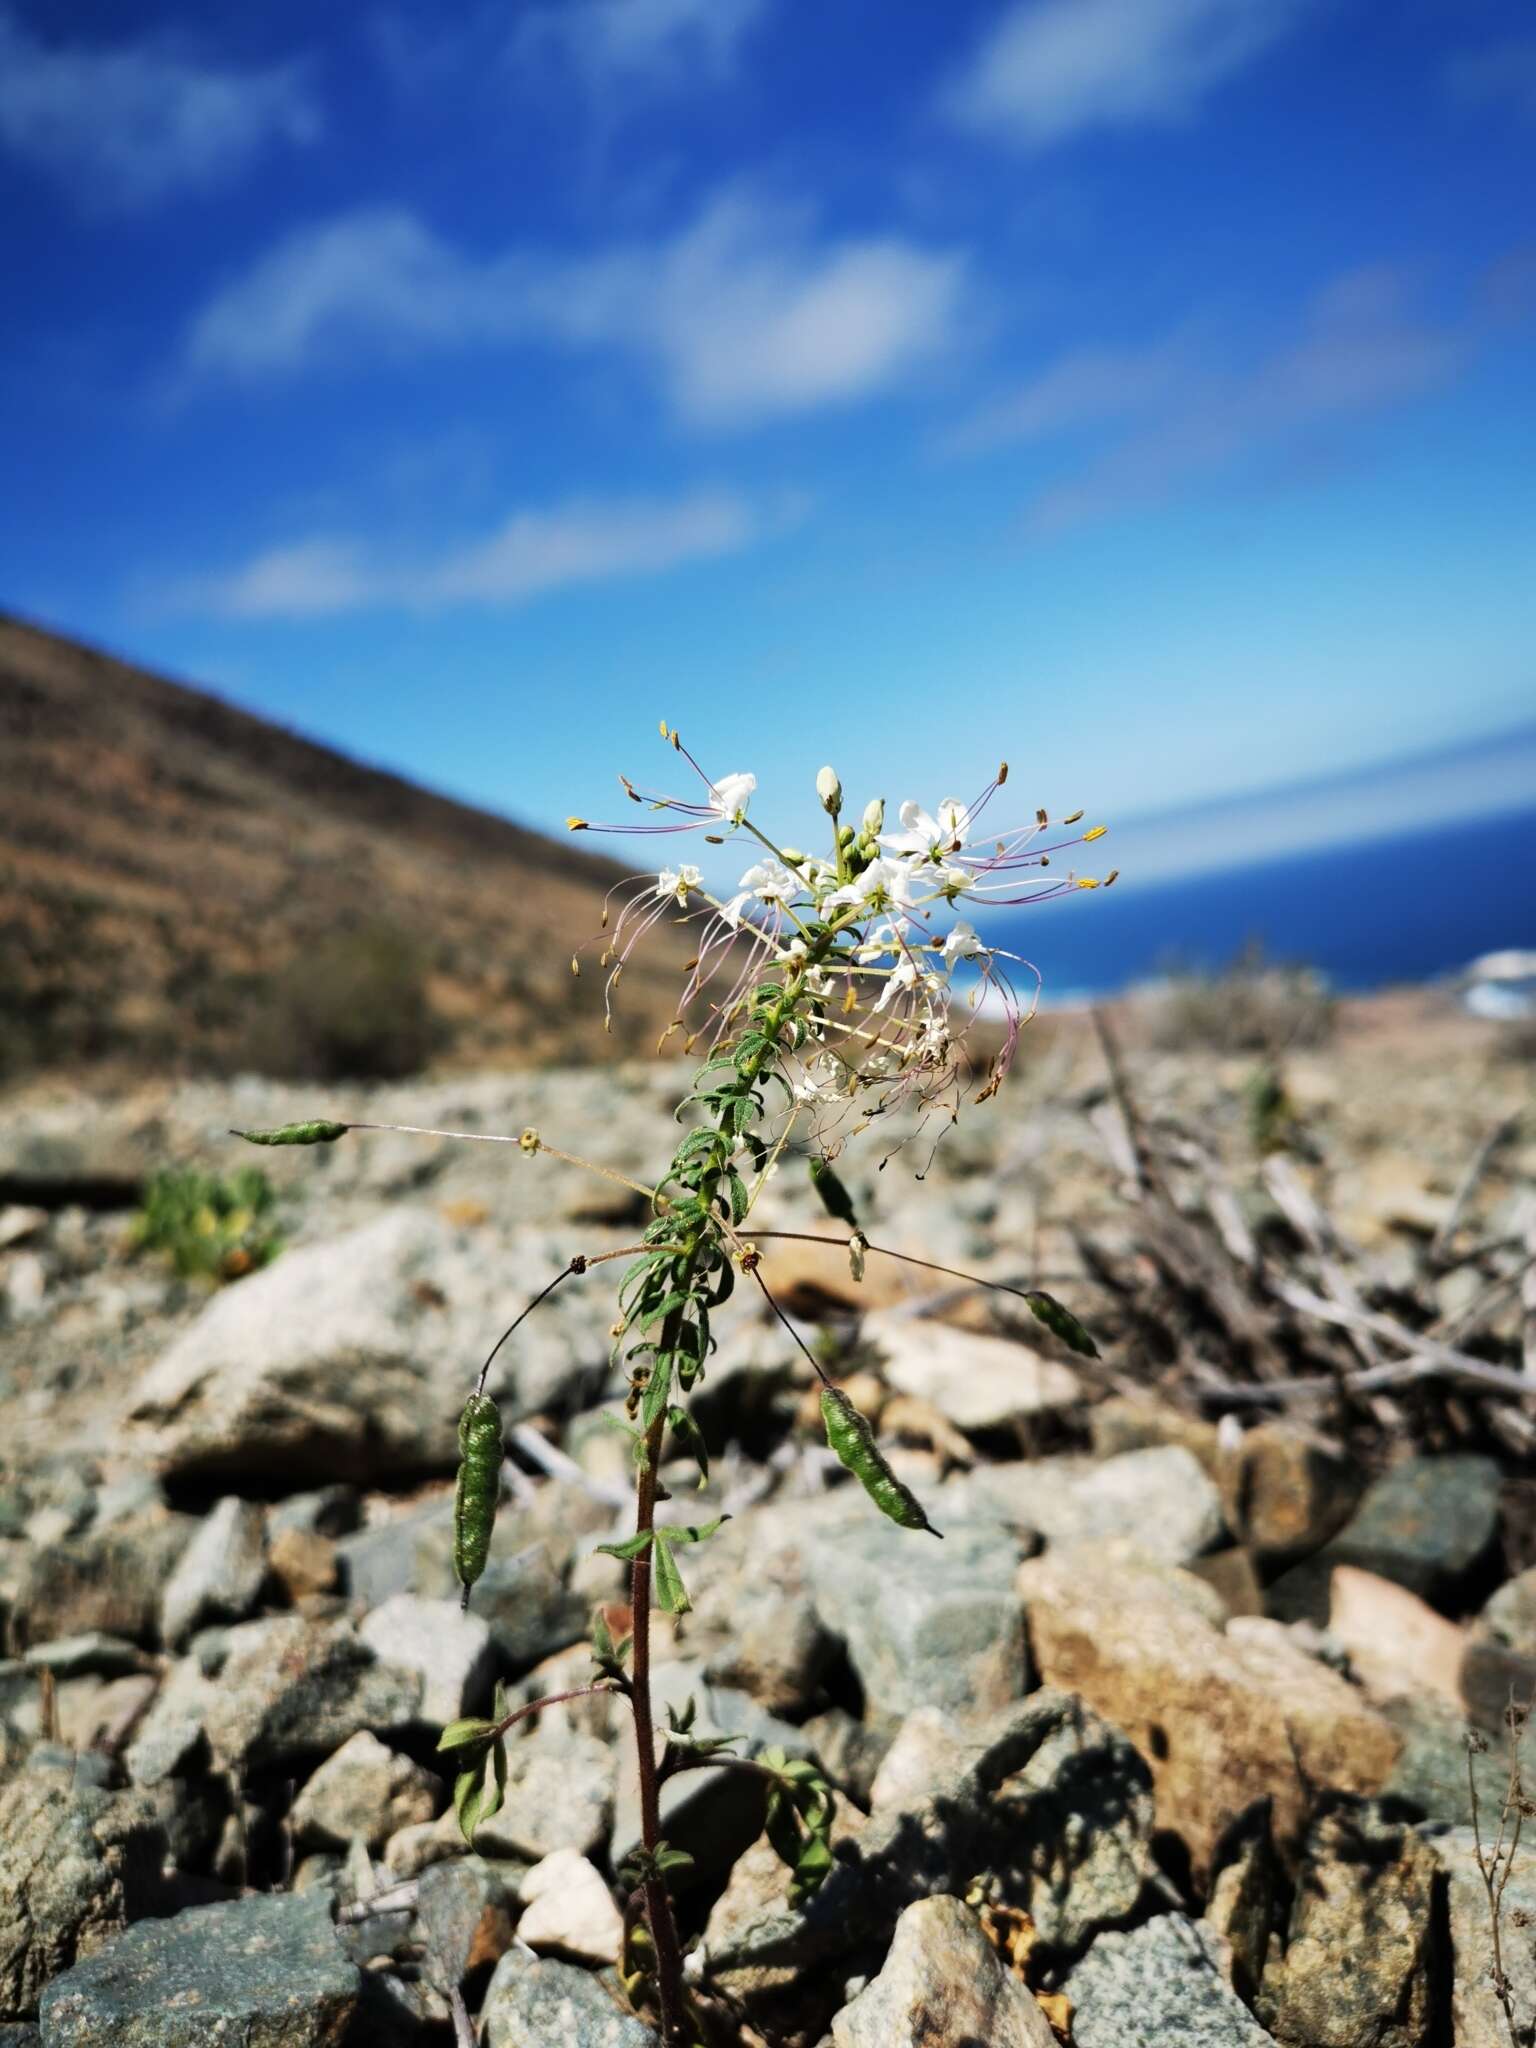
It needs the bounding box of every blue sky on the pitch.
[3,0,1534,881]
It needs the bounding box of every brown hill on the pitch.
[0,613,688,1083]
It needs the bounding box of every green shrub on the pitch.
[132,1165,281,1281]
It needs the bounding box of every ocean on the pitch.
[979,801,1536,1002]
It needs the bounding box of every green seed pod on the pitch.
[232,1120,349,1146]
[1024,1290,1100,1358]
[453,1393,504,1601]
[821,1385,941,1538]
[809,1156,859,1229]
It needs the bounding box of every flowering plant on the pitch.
[237,733,1111,2046]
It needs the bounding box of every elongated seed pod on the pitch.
[232,1120,349,1146]
[454,1393,503,1603]
[821,1385,941,1538]
[809,1157,859,1228]
[1024,1289,1099,1358]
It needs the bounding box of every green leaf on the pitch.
[653,1844,695,1876]
[596,1529,656,1563]
[453,1735,507,1844]
[651,1534,690,1615]
[1024,1290,1100,1358]
[727,1172,750,1224]
[657,1513,729,1546]
[641,1353,674,1432]
[436,1716,497,1753]
[639,1291,691,1332]
[667,1405,709,1489]
[231,1119,349,1147]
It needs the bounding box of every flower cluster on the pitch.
[570,729,1114,1140]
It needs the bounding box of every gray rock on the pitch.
[486,1731,614,1862]
[415,1856,514,1989]
[1256,1803,1439,2048]
[1270,1454,1502,1622]
[1379,1692,1512,1827]
[334,1500,452,1611]
[1461,1564,1536,1734]
[478,1947,656,2047]
[862,1312,1081,1433]
[415,1533,588,1675]
[37,1887,359,2044]
[357,1595,494,1726]
[973,1445,1225,1566]
[800,1708,892,1809]
[127,1211,614,1484]
[7,1512,194,1651]
[1428,1825,1536,2048]
[0,1763,164,2019]
[122,1657,214,1788]
[517,1850,625,1964]
[1067,1915,1272,2048]
[802,1505,1030,1721]
[159,1497,267,1648]
[697,1571,833,1718]
[200,1617,422,1774]
[20,1637,150,1682]
[830,1893,1055,2046]
[269,1487,362,1541]
[290,1730,438,1851]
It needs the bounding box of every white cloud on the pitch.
[942,0,1307,150]
[185,191,966,426]
[1447,37,1536,122]
[0,8,318,209]
[945,264,1466,530]
[165,488,792,619]
[513,0,768,89]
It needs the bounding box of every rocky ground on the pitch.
[1,992,1534,2046]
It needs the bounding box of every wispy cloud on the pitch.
[0,8,318,210]
[1446,36,1536,123]
[941,0,1308,150]
[513,0,768,90]
[945,264,1468,530]
[185,191,966,426]
[160,487,798,619]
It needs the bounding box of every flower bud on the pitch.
[861,798,884,838]
[816,766,843,816]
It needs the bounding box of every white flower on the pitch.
[721,857,800,927]
[708,771,756,820]
[823,858,921,917]
[881,798,969,864]
[655,864,702,902]
[938,919,986,967]
[816,765,843,814]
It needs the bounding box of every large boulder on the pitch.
[37,1889,359,2044]
[125,1211,613,1484]
[1019,1551,1400,1874]
[1256,1803,1440,2048]
[200,1617,422,1775]
[0,1762,164,2019]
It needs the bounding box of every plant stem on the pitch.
[629,1402,688,2043]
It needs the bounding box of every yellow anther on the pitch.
[567,816,588,830]
[519,1127,542,1153]
[1083,824,1107,842]
[1077,876,1099,890]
